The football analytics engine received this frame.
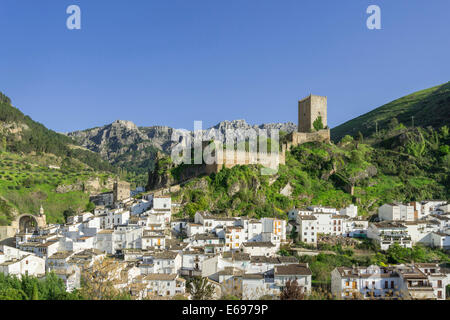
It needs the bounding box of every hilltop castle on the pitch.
[285,94,331,149]
[147,94,331,191]
[204,94,330,174]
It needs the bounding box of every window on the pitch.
[438,280,442,288]
[384,281,388,289]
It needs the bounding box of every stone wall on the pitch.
[0,226,15,241]
[204,147,286,174]
[285,129,331,150]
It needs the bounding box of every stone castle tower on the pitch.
[113,180,131,203]
[298,94,328,132]
[285,94,330,149]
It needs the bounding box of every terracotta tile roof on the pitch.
[275,263,312,276]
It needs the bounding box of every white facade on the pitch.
[340,204,358,218]
[296,215,317,245]
[331,265,401,300]
[130,199,151,215]
[143,274,185,297]
[153,196,172,211]
[241,242,277,257]
[378,203,414,222]
[0,254,45,278]
[367,222,412,250]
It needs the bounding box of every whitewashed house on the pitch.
[273,263,312,294]
[378,203,414,222]
[430,231,450,249]
[47,251,75,271]
[152,251,182,274]
[343,218,369,238]
[142,233,166,250]
[340,204,358,218]
[186,223,205,238]
[0,254,45,278]
[143,273,185,297]
[130,199,151,215]
[53,265,81,292]
[241,242,277,257]
[296,215,318,245]
[224,226,245,251]
[367,222,412,250]
[331,265,401,299]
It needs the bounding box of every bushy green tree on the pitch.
[313,116,324,131]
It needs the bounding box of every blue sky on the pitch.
[0,0,449,133]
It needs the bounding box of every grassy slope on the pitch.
[331,82,450,142]
[0,93,117,225]
[0,151,115,225]
[169,125,449,220]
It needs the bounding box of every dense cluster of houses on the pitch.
[331,263,449,300]
[0,191,312,300]
[0,188,449,300]
[287,201,450,251]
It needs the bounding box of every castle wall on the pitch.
[285,129,331,150]
[204,148,286,174]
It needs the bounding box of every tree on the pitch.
[440,126,449,139]
[85,202,95,213]
[186,277,215,300]
[356,131,364,149]
[389,117,399,130]
[0,288,27,300]
[313,116,324,131]
[79,258,131,300]
[280,279,306,300]
[63,208,76,223]
[31,282,39,300]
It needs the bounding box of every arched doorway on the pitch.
[18,215,38,233]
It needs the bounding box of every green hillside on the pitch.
[0,92,113,172]
[0,92,117,225]
[331,82,450,142]
[157,125,449,220]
